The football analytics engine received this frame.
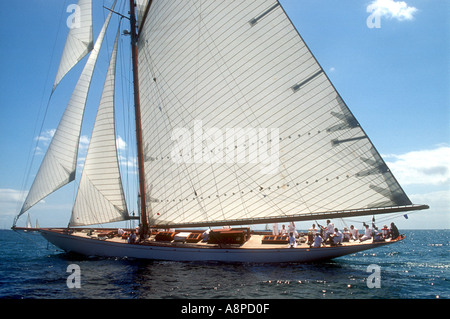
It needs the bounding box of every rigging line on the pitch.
[340,218,349,230]
[137,4,311,224]
[137,78,262,220]
[150,2,250,129]
[180,0,227,221]
[16,1,69,219]
[139,44,213,219]
[139,49,209,220]
[118,24,135,216]
[200,166,287,223]
[191,1,312,216]
[13,229,56,252]
[108,18,132,218]
[338,210,408,226]
[192,0,203,114]
[191,1,263,128]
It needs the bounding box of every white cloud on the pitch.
[119,155,137,170]
[116,136,137,170]
[384,146,450,186]
[79,135,90,151]
[410,190,450,211]
[35,129,55,144]
[0,189,27,222]
[116,136,127,151]
[408,190,450,229]
[0,188,27,204]
[367,0,418,21]
[34,129,56,154]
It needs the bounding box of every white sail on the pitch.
[71,29,128,227]
[136,0,417,228]
[136,0,150,24]
[18,2,117,218]
[26,214,32,228]
[53,0,93,91]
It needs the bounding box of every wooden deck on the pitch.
[51,228,393,250]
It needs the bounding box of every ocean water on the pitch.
[0,229,448,300]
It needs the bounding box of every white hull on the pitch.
[40,229,402,263]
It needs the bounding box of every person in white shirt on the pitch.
[307,224,317,245]
[331,228,343,246]
[272,223,279,236]
[360,224,372,242]
[280,224,288,236]
[349,225,359,241]
[342,227,351,242]
[312,233,323,248]
[288,222,298,238]
[323,220,335,243]
[288,232,297,248]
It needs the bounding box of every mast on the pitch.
[129,0,148,235]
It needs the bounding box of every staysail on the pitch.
[18,2,117,219]
[70,28,129,226]
[136,0,426,228]
[53,0,93,91]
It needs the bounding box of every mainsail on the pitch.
[136,0,425,228]
[53,0,93,91]
[18,2,117,219]
[71,28,129,226]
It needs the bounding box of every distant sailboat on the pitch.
[25,214,32,230]
[13,0,428,263]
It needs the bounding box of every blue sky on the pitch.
[0,0,448,229]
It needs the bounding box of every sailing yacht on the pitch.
[13,0,428,263]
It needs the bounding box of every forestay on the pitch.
[136,0,423,227]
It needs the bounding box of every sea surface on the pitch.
[0,229,448,300]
